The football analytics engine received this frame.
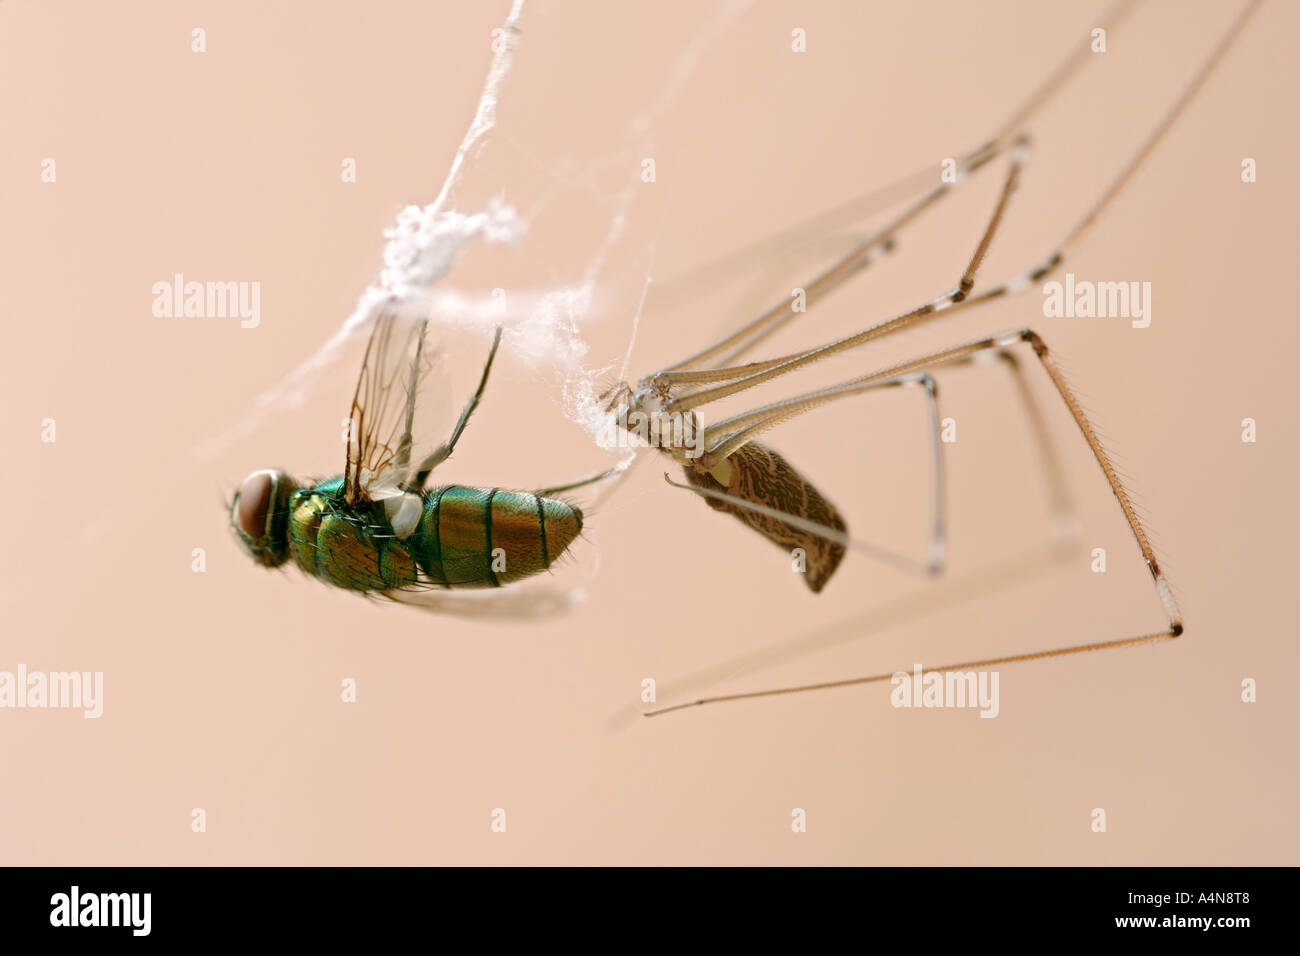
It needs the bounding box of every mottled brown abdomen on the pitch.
[685,442,846,593]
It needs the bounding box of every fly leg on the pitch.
[534,466,628,498]
[411,326,504,491]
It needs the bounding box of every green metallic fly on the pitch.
[230,307,608,605]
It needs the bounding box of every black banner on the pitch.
[0,866,1280,942]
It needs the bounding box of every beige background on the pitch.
[2,0,1295,865]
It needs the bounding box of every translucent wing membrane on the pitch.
[381,585,584,619]
[344,304,438,506]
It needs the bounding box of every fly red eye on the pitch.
[236,470,273,538]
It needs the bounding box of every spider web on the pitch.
[196,0,753,463]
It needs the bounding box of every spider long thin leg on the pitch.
[662,141,994,375]
[597,139,990,411]
[862,327,1179,623]
[656,134,1030,402]
[651,0,1259,409]
[649,0,1143,357]
[646,327,1180,716]
[412,325,503,491]
[625,351,1076,723]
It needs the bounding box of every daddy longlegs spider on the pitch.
[581,0,1264,716]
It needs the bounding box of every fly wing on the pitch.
[344,304,438,506]
[381,585,583,619]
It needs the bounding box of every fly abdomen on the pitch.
[414,486,582,588]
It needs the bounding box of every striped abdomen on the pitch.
[413,486,582,588]
[287,479,582,592]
